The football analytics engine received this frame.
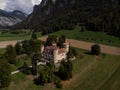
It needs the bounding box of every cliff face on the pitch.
[0,10,26,28]
[18,0,74,30]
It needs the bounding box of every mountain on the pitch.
[0,10,26,28]
[14,0,120,37]
[14,0,74,29]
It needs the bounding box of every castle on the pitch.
[41,36,69,63]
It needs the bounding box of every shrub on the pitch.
[91,44,101,55]
[22,62,31,75]
[54,77,62,89]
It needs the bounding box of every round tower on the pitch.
[41,45,44,54]
[53,49,58,63]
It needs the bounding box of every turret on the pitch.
[41,45,44,53]
[53,49,58,63]
[66,43,69,53]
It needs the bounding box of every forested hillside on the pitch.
[13,0,120,38]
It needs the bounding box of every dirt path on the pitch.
[39,37,120,55]
[0,40,21,48]
[0,37,120,55]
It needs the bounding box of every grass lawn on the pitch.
[0,48,6,55]
[1,26,120,47]
[50,26,120,47]
[0,32,42,41]
[1,49,120,90]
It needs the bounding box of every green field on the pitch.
[51,26,120,47]
[0,32,41,41]
[0,26,120,47]
[0,48,6,55]
[1,49,120,90]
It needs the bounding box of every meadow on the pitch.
[0,32,41,41]
[51,26,120,47]
[1,49,120,90]
[0,26,120,47]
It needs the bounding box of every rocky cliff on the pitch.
[0,10,26,28]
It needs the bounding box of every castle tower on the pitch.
[66,43,69,53]
[41,45,44,54]
[53,49,58,63]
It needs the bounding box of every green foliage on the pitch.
[32,53,38,75]
[67,47,78,59]
[22,39,41,55]
[32,53,42,75]
[31,32,37,40]
[22,62,31,75]
[58,60,73,80]
[54,76,63,89]
[34,61,55,85]
[31,40,42,53]
[15,42,22,55]
[0,59,11,88]
[91,44,101,55]
[80,26,85,32]
[45,35,58,46]
[4,45,16,64]
[57,35,66,48]
[22,40,33,55]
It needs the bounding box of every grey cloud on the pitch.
[0,0,41,14]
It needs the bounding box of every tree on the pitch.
[31,39,41,53]
[22,40,33,55]
[54,76,62,88]
[4,45,16,64]
[0,59,11,88]
[57,35,66,48]
[91,44,101,55]
[45,35,58,46]
[80,25,85,32]
[22,62,31,75]
[32,53,41,75]
[66,60,73,79]
[31,32,37,40]
[34,61,55,85]
[46,61,55,83]
[22,39,41,55]
[58,60,73,80]
[15,42,22,55]
[67,47,78,59]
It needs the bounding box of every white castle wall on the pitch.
[41,41,69,64]
[54,49,67,63]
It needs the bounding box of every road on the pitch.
[0,37,120,55]
[0,40,21,48]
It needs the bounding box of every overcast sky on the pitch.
[0,0,42,14]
